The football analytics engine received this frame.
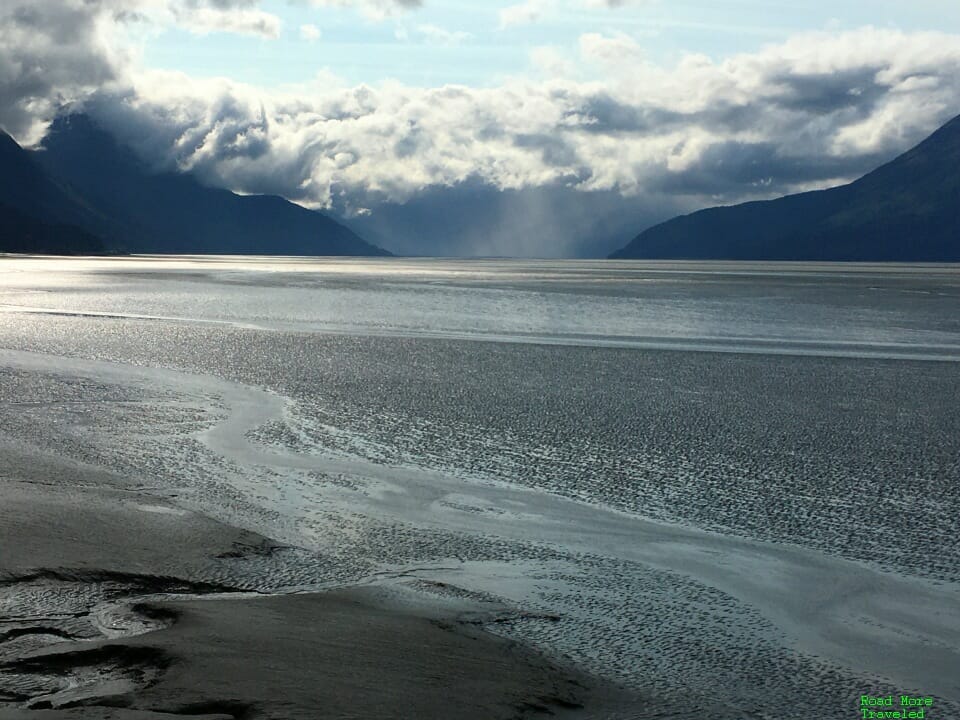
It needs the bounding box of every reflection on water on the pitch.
[1,255,959,717]
[2,255,960,357]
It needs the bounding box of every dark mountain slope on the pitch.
[0,202,106,255]
[35,115,390,257]
[611,114,960,261]
[0,130,111,254]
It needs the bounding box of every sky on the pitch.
[140,1,960,88]
[3,0,960,255]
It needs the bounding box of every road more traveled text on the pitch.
[860,695,934,719]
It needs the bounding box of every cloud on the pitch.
[578,31,644,66]
[300,23,322,41]
[79,26,959,220]
[646,140,889,197]
[0,0,286,142]
[414,24,472,46]
[529,46,576,77]
[3,7,960,256]
[82,29,960,213]
[499,0,652,28]
[580,0,653,7]
[308,0,423,21]
[0,1,126,143]
[499,0,554,29]
[173,6,282,37]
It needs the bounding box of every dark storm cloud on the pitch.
[766,68,888,114]
[0,1,120,140]
[0,0,281,141]
[565,94,683,134]
[646,141,890,198]
[513,133,580,167]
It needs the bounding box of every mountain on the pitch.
[610,114,960,261]
[32,115,390,257]
[0,202,107,255]
[0,130,111,254]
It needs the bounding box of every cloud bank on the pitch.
[3,1,960,254]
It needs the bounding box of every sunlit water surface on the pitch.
[1,255,959,719]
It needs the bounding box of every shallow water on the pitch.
[1,256,959,718]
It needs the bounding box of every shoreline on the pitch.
[0,471,633,719]
[1,345,959,715]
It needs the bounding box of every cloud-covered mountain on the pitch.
[76,26,960,234]
[4,2,960,256]
[5,0,960,257]
[610,113,960,261]
[31,115,389,256]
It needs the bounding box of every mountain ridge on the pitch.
[610,114,960,261]
[0,115,390,257]
[35,115,390,257]
[0,128,113,254]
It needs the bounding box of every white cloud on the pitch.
[580,0,654,7]
[300,23,322,41]
[308,0,423,21]
[579,31,644,66]
[499,0,653,27]
[499,0,555,29]
[174,6,281,37]
[415,23,472,46]
[529,46,576,77]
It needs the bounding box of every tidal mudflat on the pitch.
[0,257,958,719]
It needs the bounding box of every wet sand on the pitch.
[0,467,626,719]
[2,349,957,707]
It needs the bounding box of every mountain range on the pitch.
[610,113,960,261]
[2,111,958,260]
[0,115,389,257]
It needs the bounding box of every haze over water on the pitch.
[1,256,959,718]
